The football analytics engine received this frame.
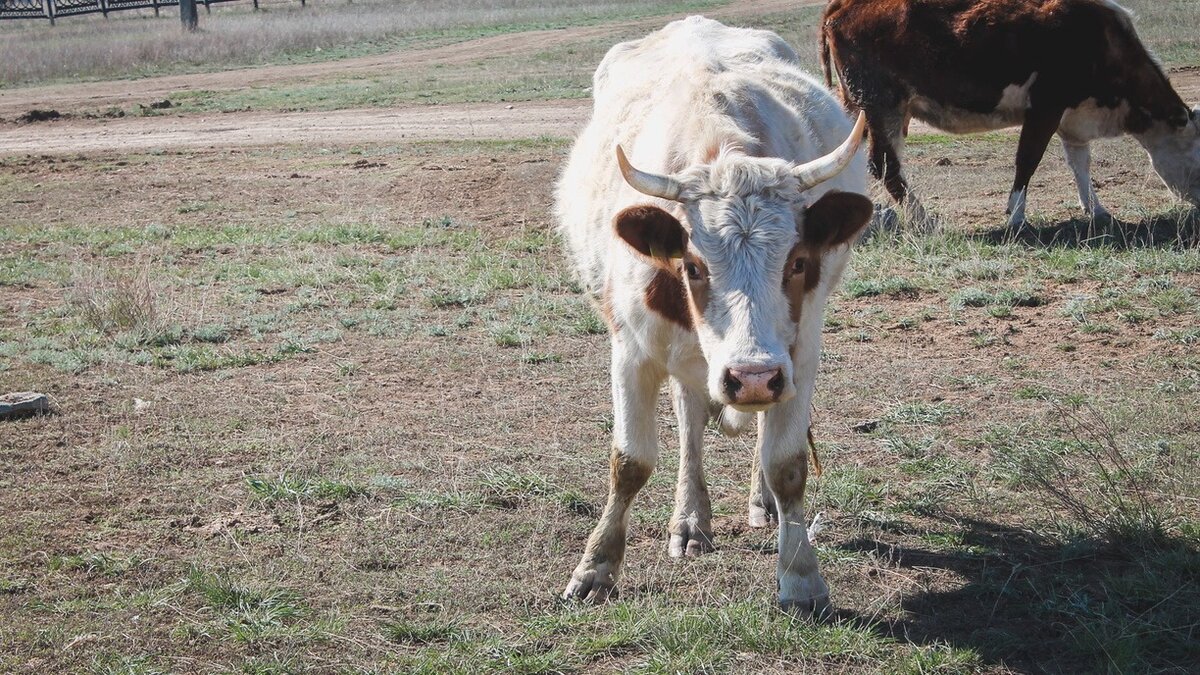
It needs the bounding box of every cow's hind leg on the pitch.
[866,110,932,230]
[668,380,714,557]
[1060,138,1112,220]
[563,338,664,603]
[1007,106,1064,227]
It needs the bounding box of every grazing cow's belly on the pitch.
[910,74,1036,134]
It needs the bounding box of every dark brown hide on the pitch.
[820,0,1191,203]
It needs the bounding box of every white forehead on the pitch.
[680,154,801,270]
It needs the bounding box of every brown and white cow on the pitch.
[820,0,1200,227]
[555,16,873,614]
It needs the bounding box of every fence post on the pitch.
[203,0,210,14]
[180,0,197,31]
[252,0,258,9]
[99,0,106,17]
[153,0,159,17]
[43,0,55,25]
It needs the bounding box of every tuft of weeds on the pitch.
[384,617,470,645]
[68,265,162,338]
[185,568,308,644]
[477,467,557,508]
[49,552,144,577]
[245,474,367,504]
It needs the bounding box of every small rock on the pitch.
[851,418,880,433]
[935,157,953,166]
[506,105,514,110]
[133,398,152,413]
[0,392,51,420]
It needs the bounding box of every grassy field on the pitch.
[2,1,1200,673]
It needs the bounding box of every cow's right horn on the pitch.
[792,111,866,190]
[616,145,683,202]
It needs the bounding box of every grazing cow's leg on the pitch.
[563,338,664,603]
[748,437,777,528]
[759,391,828,616]
[1060,138,1112,220]
[1007,106,1064,227]
[866,109,931,228]
[668,380,714,557]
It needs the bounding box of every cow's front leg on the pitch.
[1007,106,1064,228]
[563,340,664,602]
[1060,138,1112,220]
[668,379,713,557]
[760,399,828,616]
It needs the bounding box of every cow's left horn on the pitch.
[792,111,866,189]
[616,145,683,202]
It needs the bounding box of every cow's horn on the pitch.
[616,145,683,202]
[792,111,866,189]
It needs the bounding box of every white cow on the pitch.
[555,16,873,614]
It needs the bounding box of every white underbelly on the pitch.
[910,73,1036,134]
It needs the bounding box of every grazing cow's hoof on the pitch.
[562,563,617,604]
[668,522,714,557]
[779,573,831,619]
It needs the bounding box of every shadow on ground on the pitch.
[975,209,1200,249]
[834,516,1200,673]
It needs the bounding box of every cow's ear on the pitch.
[614,205,688,262]
[801,191,874,249]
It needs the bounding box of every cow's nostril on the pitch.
[723,369,743,397]
[768,370,785,396]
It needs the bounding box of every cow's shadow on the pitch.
[829,515,1199,673]
[973,208,1200,248]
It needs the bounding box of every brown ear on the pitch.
[801,191,874,249]
[614,205,688,262]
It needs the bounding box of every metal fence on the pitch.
[0,0,277,21]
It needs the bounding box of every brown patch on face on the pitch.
[783,245,824,323]
[682,253,710,329]
[609,450,653,505]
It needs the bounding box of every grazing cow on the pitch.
[555,16,873,614]
[820,0,1200,227]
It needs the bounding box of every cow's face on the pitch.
[613,115,871,410]
[1147,106,1200,207]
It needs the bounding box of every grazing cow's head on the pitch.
[1145,105,1200,208]
[614,113,873,411]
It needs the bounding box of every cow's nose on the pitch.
[723,366,786,404]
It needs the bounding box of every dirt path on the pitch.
[0,100,591,154]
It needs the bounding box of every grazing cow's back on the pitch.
[821,0,1200,226]
[556,16,873,614]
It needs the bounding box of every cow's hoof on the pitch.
[748,502,777,528]
[562,564,617,604]
[780,593,832,620]
[668,524,714,558]
[779,572,830,619]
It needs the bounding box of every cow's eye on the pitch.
[684,262,703,280]
[790,258,806,274]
